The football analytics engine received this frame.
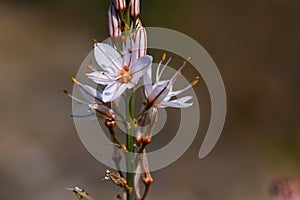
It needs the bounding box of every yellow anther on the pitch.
[123,65,130,71]
[120,70,125,76]
[92,38,98,44]
[87,64,93,70]
[161,53,167,62]
[71,77,78,84]
[177,70,182,78]
[192,76,200,86]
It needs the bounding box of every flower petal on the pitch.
[147,81,170,105]
[143,64,152,97]
[76,81,103,102]
[94,43,122,70]
[102,82,128,102]
[159,96,193,108]
[123,37,133,66]
[86,71,116,85]
[131,55,152,78]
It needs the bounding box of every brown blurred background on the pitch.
[0,0,299,199]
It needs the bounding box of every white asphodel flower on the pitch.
[87,38,152,102]
[64,77,116,121]
[144,53,199,109]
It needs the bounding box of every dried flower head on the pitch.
[66,187,94,200]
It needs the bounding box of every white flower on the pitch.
[144,53,199,109]
[87,38,152,102]
[64,77,116,120]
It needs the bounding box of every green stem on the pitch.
[126,93,135,200]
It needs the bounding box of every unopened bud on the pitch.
[108,3,121,38]
[142,136,152,145]
[135,135,142,146]
[105,120,116,128]
[134,21,147,58]
[131,0,140,17]
[114,0,126,11]
[143,173,153,185]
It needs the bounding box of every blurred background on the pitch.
[0,0,299,199]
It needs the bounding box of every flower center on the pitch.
[119,65,132,83]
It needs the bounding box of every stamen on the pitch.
[161,53,167,62]
[71,77,103,103]
[170,60,188,83]
[63,90,86,104]
[123,65,130,71]
[92,38,98,44]
[170,76,200,97]
[157,53,174,81]
[177,70,182,78]
[192,76,200,86]
[120,70,125,76]
[71,77,78,84]
[87,64,93,70]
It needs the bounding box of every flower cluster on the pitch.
[65,0,199,200]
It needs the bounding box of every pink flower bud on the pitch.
[114,0,126,11]
[131,0,140,17]
[134,19,147,58]
[108,3,121,38]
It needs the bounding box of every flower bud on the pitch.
[66,187,94,200]
[108,3,121,38]
[131,0,140,17]
[143,173,153,185]
[105,119,116,128]
[114,0,127,11]
[142,136,152,145]
[105,170,128,188]
[134,19,147,58]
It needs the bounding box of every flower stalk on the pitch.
[125,93,136,200]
